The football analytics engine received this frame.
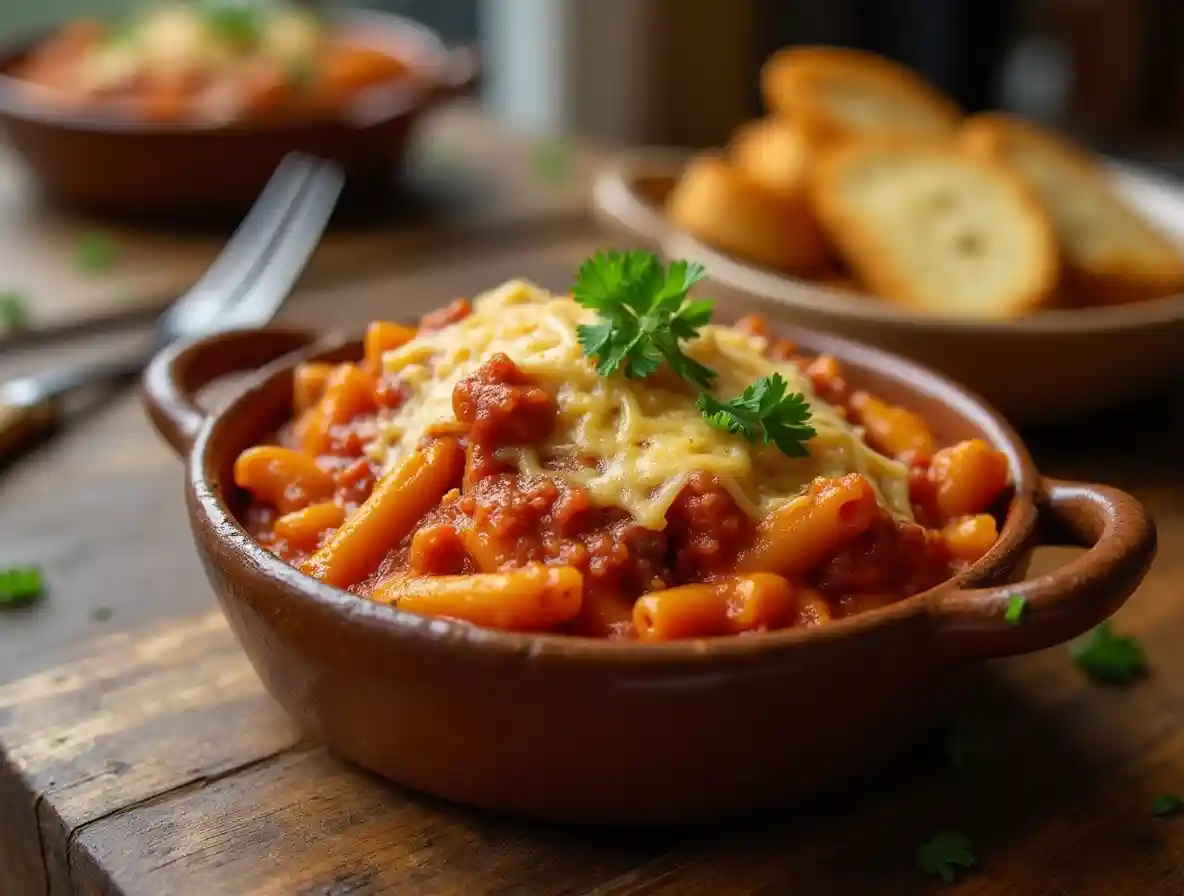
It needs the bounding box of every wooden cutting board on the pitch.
[2,226,1184,895]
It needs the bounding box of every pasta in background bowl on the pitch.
[142,254,1155,823]
[0,5,476,215]
[12,2,411,125]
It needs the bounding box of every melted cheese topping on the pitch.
[77,4,324,95]
[369,281,912,531]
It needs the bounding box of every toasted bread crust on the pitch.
[667,153,831,274]
[728,116,817,197]
[961,114,1098,173]
[962,113,1184,306]
[761,47,962,144]
[809,136,1059,317]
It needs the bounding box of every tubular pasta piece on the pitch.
[408,524,466,575]
[274,501,345,550]
[850,391,935,464]
[633,573,797,641]
[740,474,881,577]
[634,583,728,641]
[734,314,771,339]
[234,446,335,513]
[795,588,833,627]
[929,439,1010,522]
[301,363,376,456]
[941,513,999,562]
[293,362,334,414]
[419,297,471,332]
[364,321,417,377]
[300,437,464,588]
[805,355,846,403]
[725,573,798,632]
[375,565,583,630]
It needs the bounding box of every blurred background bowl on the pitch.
[0,9,477,219]
[594,148,1184,426]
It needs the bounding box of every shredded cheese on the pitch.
[77,4,324,96]
[370,280,913,530]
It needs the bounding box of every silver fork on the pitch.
[0,153,344,462]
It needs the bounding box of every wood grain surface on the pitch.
[2,171,1184,894]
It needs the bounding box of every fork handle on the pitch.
[0,394,57,463]
[0,344,155,463]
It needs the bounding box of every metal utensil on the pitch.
[0,153,344,461]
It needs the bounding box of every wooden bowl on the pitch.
[142,326,1155,825]
[594,149,1184,426]
[0,11,477,217]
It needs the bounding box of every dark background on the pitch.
[372,0,1184,174]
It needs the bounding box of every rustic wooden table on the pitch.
[0,100,597,338]
[2,107,1184,896]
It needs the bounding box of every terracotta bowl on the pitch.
[593,149,1184,426]
[142,326,1156,825]
[0,11,477,217]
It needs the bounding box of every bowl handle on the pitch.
[141,328,319,458]
[592,153,681,249]
[932,477,1156,662]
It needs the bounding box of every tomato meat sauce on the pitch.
[242,307,1005,639]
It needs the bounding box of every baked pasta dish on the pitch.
[235,252,1011,640]
[12,2,409,124]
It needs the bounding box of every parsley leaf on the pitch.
[1005,593,1025,625]
[572,252,816,458]
[1071,622,1146,684]
[1153,795,1184,817]
[697,374,816,458]
[572,251,717,389]
[0,566,45,607]
[200,0,264,47]
[917,831,977,884]
[74,230,119,273]
[106,20,139,46]
[0,291,28,329]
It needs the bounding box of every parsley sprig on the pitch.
[200,0,265,48]
[1071,622,1146,684]
[74,230,119,274]
[917,831,977,883]
[0,566,45,607]
[696,374,815,458]
[0,291,28,330]
[574,251,717,388]
[1153,795,1184,818]
[573,251,815,458]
